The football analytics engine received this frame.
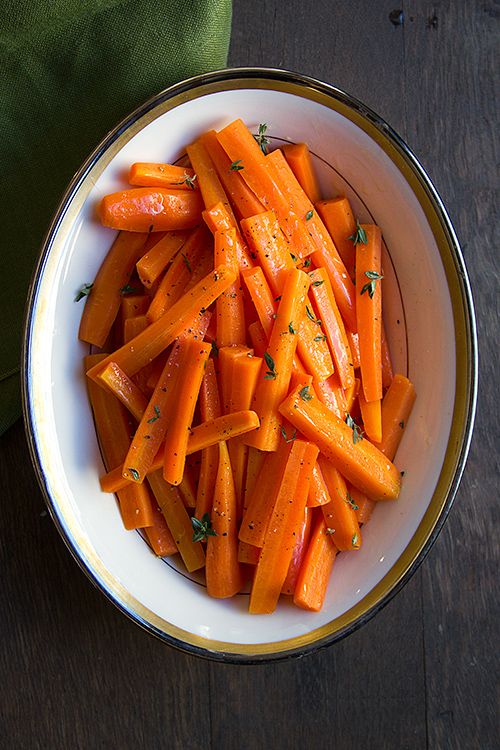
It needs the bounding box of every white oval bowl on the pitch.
[23,68,477,662]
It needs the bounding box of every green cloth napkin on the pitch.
[0,0,232,435]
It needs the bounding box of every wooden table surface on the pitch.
[1,2,497,748]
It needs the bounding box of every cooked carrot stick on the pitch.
[218,345,253,414]
[85,354,153,529]
[281,506,313,595]
[214,228,246,346]
[349,485,375,526]
[79,231,148,347]
[242,266,276,335]
[344,377,360,414]
[358,388,382,443]
[278,385,401,501]
[307,462,331,507]
[100,410,261,493]
[356,224,383,402]
[183,244,214,293]
[86,264,236,381]
[381,322,394,389]
[242,447,266,513]
[315,196,357,279]
[346,329,361,370]
[293,515,337,611]
[186,139,236,215]
[163,340,211,485]
[100,187,204,232]
[202,202,254,270]
[119,295,150,329]
[319,458,361,551]
[373,374,416,460]
[249,440,318,614]
[314,373,347,419]
[206,441,244,598]
[248,320,268,357]
[195,359,222,519]
[123,314,148,342]
[288,370,312,395]
[143,497,178,556]
[238,541,261,565]
[240,210,294,292]
[245,268,309,451]
[200,130,265,219]
[309,267,354,389]
[129,163,198,190]
[148,470,205,572]
[282,142,321,205]
[136,230,189,288]
[97,361,149,422]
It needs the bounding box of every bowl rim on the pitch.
[21,66,478,664]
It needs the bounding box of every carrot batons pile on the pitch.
[78,120,416,615]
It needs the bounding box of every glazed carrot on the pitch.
[282,142,321,205]
[239,441,291,547]
[315,197,357,278]
[129,163,198,190]
[143,497,178,557]
[240,210,294,292]
[358,388,382,443]
[242,447,266,512]
[309,267,354,389]
[123,315,154,394]
[214,228,246,346]
[206,441,244,598]
[163,340,211,485]
[148,471,205,572]
[307,462,331,507]
[356,224,383,401]
[278,385,401,501]
[373,374,416,460]
[319,457,361,551]
[119,294,150,328]
[84,354,153,529]
[293,515,337,611]
[200,130,265,219]
[288,370,312,395]
[314,373,347,419]
[100,187,204,232]
[79,231,148,347]
[281,506,313,595]
[183,245,214,292]
[202,202,253,270]
[218,345,253,414]
[248,320,268,357]
[242,266,275,335]
[146,225,210,322]
[195,359,222,518]
[186,139,236,215]
[349,485,375,526]
[249,440,318,614]
[346,329,361,370]
[97,361,149,422]
[345,377,360,414]
[245,268,310,451]
[86,264,236,381]
[136,230,189,288]
[266,149,357,331]
[238,541,261,565]
[381,322,394,389]
[123,314,148,342]
[178,470,197,509]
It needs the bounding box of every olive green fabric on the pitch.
[0,0,232,435]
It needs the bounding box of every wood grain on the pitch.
[0,1,497,748]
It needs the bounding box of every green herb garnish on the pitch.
[128,468,140,481]
[264,351,277,380]
[302,258,311,268]
[348,219,368,246]
[352,532,360,548]
[360,270,384,299]
[306,210,314,221]
[312,280,324,288]
[290,252,298,263]
[254,123,270,155]
[346,492,359,511]
[175,173,197,189]
[288,322,297,334]
[314,334,327,342]
[147,405,161,423]
[346,413,364,444]
[74,283,93,302]
[230,159,244,171]
[211,341,219,357]
[299,385,313,401]
[306,305,321,325]
[182,253,192,272]
[280,426,297,443]
[120,284,137,295]
[191,513,217,543]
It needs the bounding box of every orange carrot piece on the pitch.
[293,515,337,612]
[288,370,312,395]
[163,340,211,485]
[183,244,214,293]
[345,377,360,413]
[240,210,295,293]
[218,345,253,414]
[319,458,361,551]
[129,163,198,190]
[97,361,149,422]
[242,447,266,513]
[206,441,244,598]
[346,329,361,370]
[186,139,235,215]
[296,302,335,381]
[143,497,178,556]
[248,320,268,357]
[238,541,261,565]
[278,385,401,501]
[123,314,148,343]
[100,187,204,232]
[309,267,354,389]
[136,230,189,288]
[119,294,150,328]
[242,266,276,336]
[202,202,254,270]
[249,440,318,614]
[148,470,205,572]
[315,196,357,279]
[84,354,153,529]
[358,389,382,443]
[86,264,236,381]
[200,130,265,219]
[349,485,375,526]
[307,462,331,507]
[79,232,148,347]
[214,228,246,346]
[314,373,347,419]
[356,224,383,401]
[195,359,222,518]
[381,322,394,389]
[281,506,313,595]
[282,142,321,205]
[373,374,416,460]
[245,268,310,451]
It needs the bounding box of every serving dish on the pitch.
[22,67,477,662]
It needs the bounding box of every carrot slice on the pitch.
[314,373,347,419]
[281,506,313,595]
[249,440,318,614]
[129,163,198,190]
[100,187,204,232]
[346,329,361,370]
[148,471,205,572]
[119,295,150,332]
[218,345,253,414]
[214,228,246,346]
[282,142,321,205]
[373,374,416,460]
[345,377,360,413]
[242,447,266,513]
[240,210,294,292]
[238,541,261,565]
[163,340,211,485]
[97,361,149,422]
[319,458,361,551]
[202,202,254,270]
[293,515,337,612]
[349,485,375,526]
[358,388,382,443]
[186,139,236,215]
[143,497,178,556]
[315,196,357,279]
[381,322,394,389]
[136,230,189,288]
[356,224,383,401]
[307,462,331,507]
[206,441,244,598]
[86,264,236,381]
[278,385,401,501]
[79,231,148,347]
[195,359,222,519]
[248,320,268,357]
[178,468,198,509]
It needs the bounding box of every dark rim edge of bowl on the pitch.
[21,66,478,665]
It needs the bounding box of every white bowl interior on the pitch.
[29,86,455,647]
